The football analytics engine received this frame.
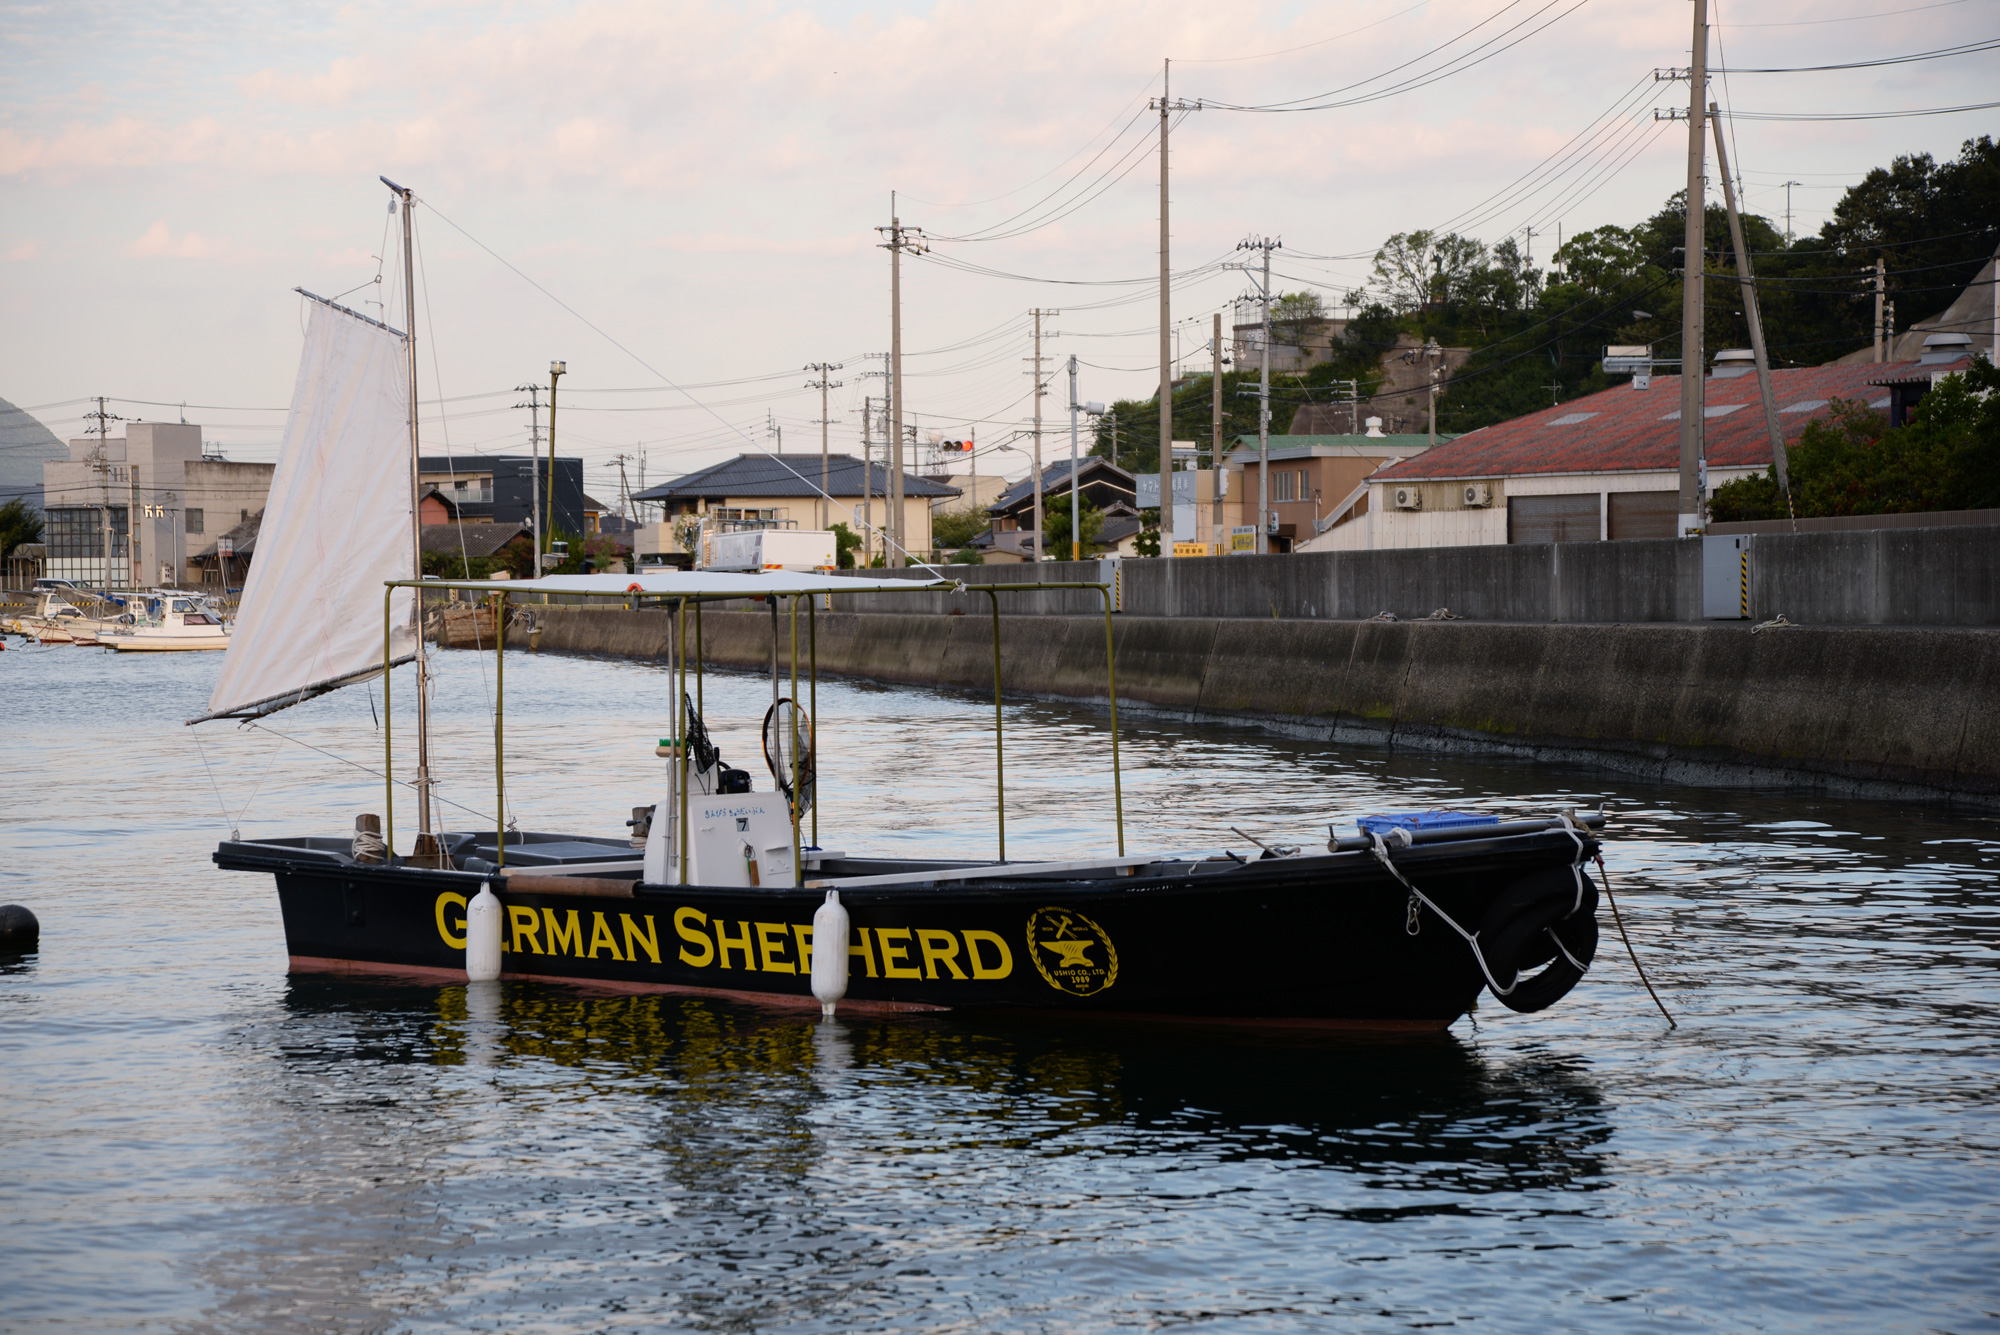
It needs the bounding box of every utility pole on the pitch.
[1783,180,1801,245]
[1676,0,1708,536]
[547,360,566,561]
[1710,104,1795,522]
[1424,340,1443,449]
[84,396,125,587]
[805,362,844,529]
[1023,308,1057,560]
[1152,60,1201,562]
[514,382,543,552]
[1211,313,1224,551]
[877,198,924,567]
[1874,257,1887,362]
[1523,225,1538,269]
[1231,236,1279,554]
[860,395,874,565]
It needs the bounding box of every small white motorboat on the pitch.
[99,590,232,652]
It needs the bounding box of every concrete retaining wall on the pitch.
[531,605,2000,805]
[815,524,1998,626]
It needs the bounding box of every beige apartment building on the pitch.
[42,422,273,587]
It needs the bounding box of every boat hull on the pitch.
[218,825,1598,1029]
[104,634,230,651]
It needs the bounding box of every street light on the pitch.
[546,360,567,567]
[1066,353,1105,562]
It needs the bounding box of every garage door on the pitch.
[1507,493,1601,544]
[1608,490,1679,540]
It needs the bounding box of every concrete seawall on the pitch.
[530,606,2000,806]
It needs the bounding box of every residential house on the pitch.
[1222,431,1438,552]
[631,453,959,565]
[416,455,585,537]
[975,458,1137,562]
[1309,337,1984,551]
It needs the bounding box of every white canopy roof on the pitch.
[433,570,957,597]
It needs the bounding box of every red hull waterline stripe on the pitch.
[287,955,1453,1031]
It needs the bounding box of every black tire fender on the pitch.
[1478,865,1599,1014]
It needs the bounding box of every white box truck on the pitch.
[703,528,837,572]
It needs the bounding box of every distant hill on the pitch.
[0,396,66,509]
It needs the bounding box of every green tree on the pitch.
[829,521,864,569]
[1039,493,1104,560]
[1270,290,1325,358]
[929,504,990,550]
[1133,506,1161,558]
[0,498,44,561]
[1712,361,2000,520]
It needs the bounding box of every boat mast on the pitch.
[383,175,434,845]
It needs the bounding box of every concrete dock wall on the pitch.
[809,523,1998,626]
[531,606,2000,805]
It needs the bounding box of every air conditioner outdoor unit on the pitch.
[1394,486,1422,511]
[1462,484,1493,508]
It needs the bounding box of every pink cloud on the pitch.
[126,220,220,259]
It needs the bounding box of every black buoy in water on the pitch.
[0,904,40,951]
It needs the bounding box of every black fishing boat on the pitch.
[196,178,1605,1032]
[214,804,1604,1031]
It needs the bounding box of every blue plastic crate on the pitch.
[1356,810,1501,836]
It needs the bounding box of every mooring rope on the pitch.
[1594,853,1678,1029]
[1368,830,1519,998]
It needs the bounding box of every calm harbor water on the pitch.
[2,639,1997,1333]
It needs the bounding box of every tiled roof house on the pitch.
[1305,338,1983,550]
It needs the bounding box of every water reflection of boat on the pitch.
[274,977,1613,1192]
[198,178,1606,1033]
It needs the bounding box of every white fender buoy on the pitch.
[466,881,503,982]
[811,890,849,1018]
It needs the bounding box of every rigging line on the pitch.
[1201,0,1534,110]
[1205,0,1592,113]
[1452,93,1663,239]
[1725,0,1965,24]
[413,208,499,735]
[941,106,1194,245]
[245,721,497,826]
[418,198,943,572]
[1721,99,2000,121]
[930,105,1155,242]
[902,66,1163,211]
[1712,0,1751,232]
[1425,72,1657,237]
[1173,0,1432,64]
[189,727,240,841]
[1714,34,2000,72]
[1522,117,1672,235]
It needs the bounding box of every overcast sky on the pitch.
[3,0,1994,495]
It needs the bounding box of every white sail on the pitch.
[195,299,415,723]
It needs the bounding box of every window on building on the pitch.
[46,508,104,561]
[185,508,204,535]
[1273,470,1297,503]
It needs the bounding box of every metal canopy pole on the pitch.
[985,588,1005,861]
[382,586,395,861]
[808,596,818,849]
[494,591,508,867]
[788,595,803,885]
[677,598,690,885]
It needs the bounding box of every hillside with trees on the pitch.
[1092,135,1999,475]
